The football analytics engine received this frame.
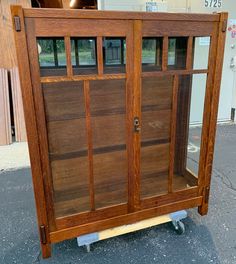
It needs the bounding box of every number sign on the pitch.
[204,0,222,8]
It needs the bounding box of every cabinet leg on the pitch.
[41,243,52,259]
[198,203,208,216]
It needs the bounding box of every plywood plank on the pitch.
[10,67,27,142]
[0,69,11,145]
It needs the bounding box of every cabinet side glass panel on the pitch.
[193,37,211,70]
[173,74,207,191]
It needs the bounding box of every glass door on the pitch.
[138,21,215,206]
[26,18,134,227]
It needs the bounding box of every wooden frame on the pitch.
[11,6,227,258]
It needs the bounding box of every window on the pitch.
[168,37,188,70]
[71,38,97,75]
[37,38,67,76]
[142,37,162,72]
[193,37,211,70]
[103,38,126,74]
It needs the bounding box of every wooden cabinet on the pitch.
[12,6,227,258]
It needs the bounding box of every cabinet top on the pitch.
[12,5,226,22]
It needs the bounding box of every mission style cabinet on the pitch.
[12,6,227,258]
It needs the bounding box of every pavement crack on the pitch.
[33,251,41,263]
[187,156,236,192]
[213,168,236,192]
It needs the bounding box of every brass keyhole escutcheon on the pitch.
[134,117,141,132]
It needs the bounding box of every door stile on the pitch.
[126,21,135,212]
[168,75,179,193]
[197,28,218,199]
[128,20,142,212]
[11,6,52,257]
[198,13,228,215]
[84,80,95,211]
[25,18,57,231]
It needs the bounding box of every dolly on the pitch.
[77,210,187,253]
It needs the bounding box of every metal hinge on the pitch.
[204,186,210,203]
[222,19,227,32]
[40,225,47,244]
[14,16,21,32]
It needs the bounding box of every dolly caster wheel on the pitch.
[172,220,185,235]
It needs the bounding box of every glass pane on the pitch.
[193,37,210,70]
[168,39,176,66]
[103,38,126,74]
[142,38,162,72]
[90,79,127,208]
[56,39,66,66]
[37,38,67,77]
[71,38,97,75]
[142,38,156,64]
[168,37,188,70]
[42,81,90,217]
[141,76,173,198]
[173,74,207,191]
[38,39,55,67]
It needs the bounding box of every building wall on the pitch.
[0,0,31,69]
[99,0,236,123]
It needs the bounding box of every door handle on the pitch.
[134,117,141,132]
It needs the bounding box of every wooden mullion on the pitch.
[65,36,73,77]
[162,36,168,71]
[40,73,126,83]
[168,75,179,193]
[84,80,95,211]
[142,69,208,77]
[97,36,104,75]
[186,36,194,70]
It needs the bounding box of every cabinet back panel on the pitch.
[42,81,85,122]
[90,79,128,209]
[140,76,173,198]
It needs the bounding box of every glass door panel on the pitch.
[90,79,128,209]
[140,76,173,198]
